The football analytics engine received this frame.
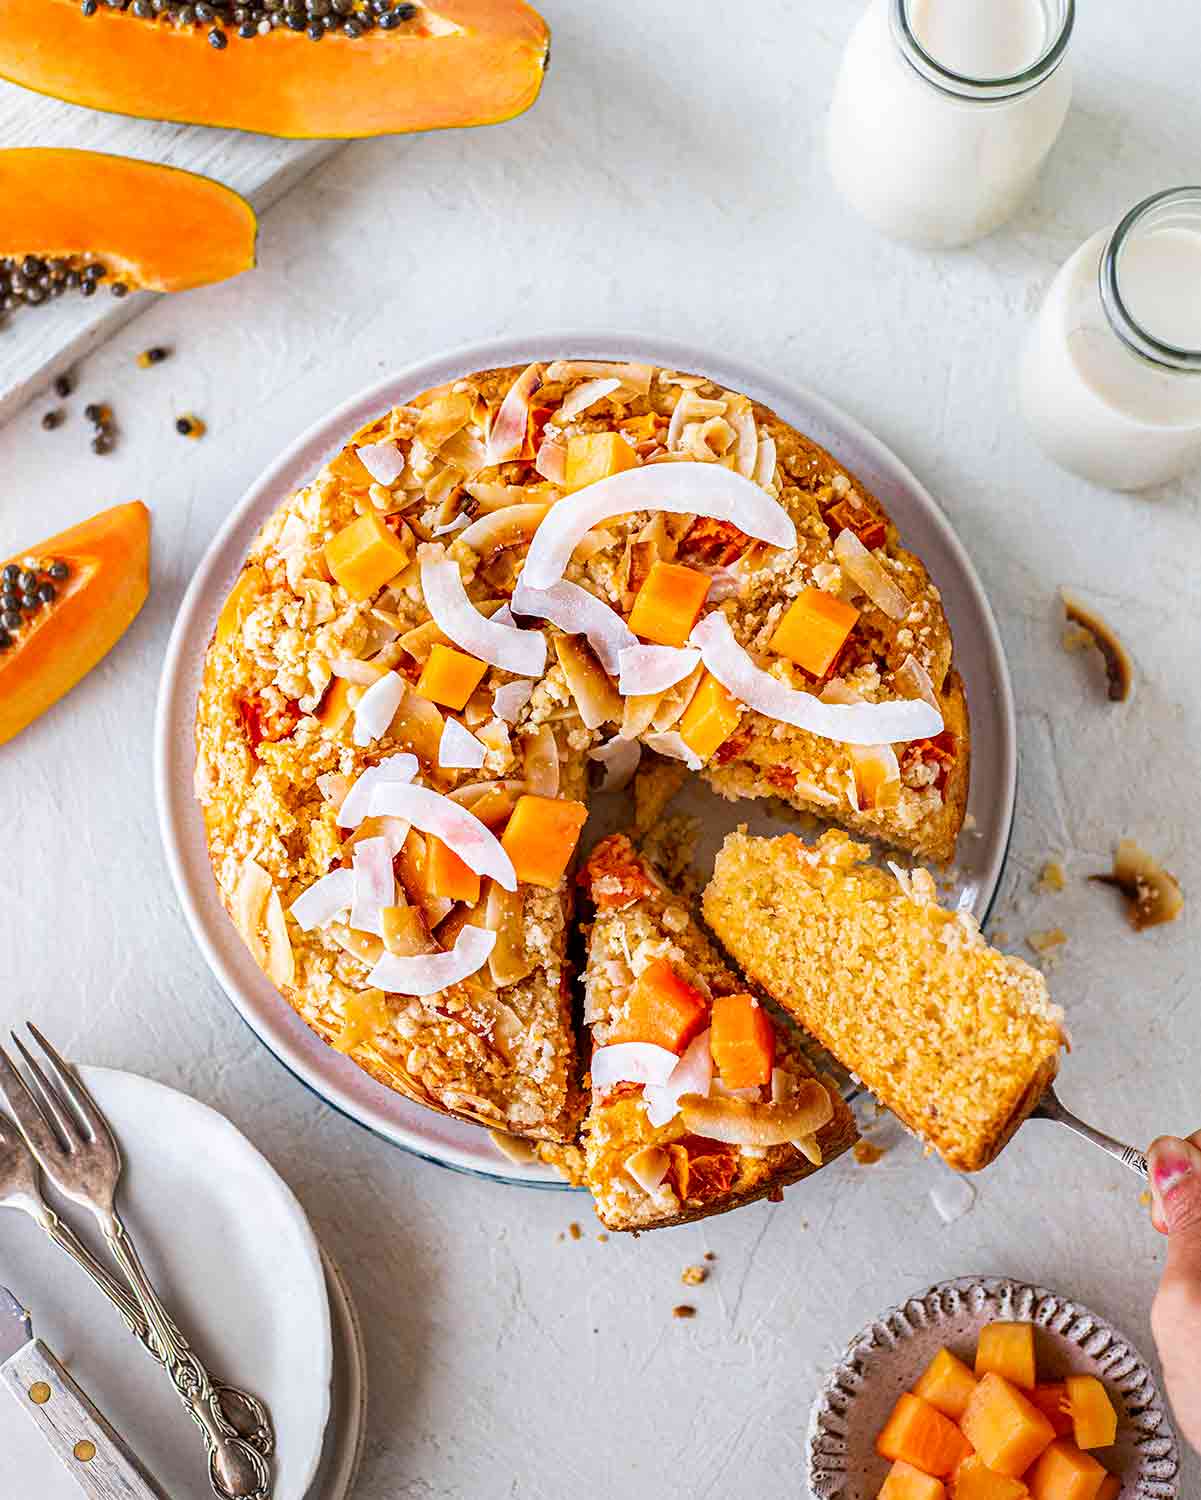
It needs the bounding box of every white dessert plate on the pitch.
[155,332,1017,1189]
[309,1250,368,1500]
[808,1276,1180,1499]
[0,1066,333,1500]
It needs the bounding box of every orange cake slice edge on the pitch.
[702,829,1064,1173]
[578,833,858,1231]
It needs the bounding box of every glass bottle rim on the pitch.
[890,0,1074,102]
[1100,187,1201,375]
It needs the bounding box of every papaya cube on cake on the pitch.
[678,670,741,762]
[416,643,488,712]
[878,1459,947,1500]
[976,1323,1037,1390]
[610,957,708,1054]
[1063,1377,1117,1451]
[424,836,481,905]
[960,1374,1056,1478]
[627,560,713,647]
[876,1393,974,1479]
[914,1347,979,1423]
[951,1456,1029,1500]
[709,992,775,1088]
[500,795,588,889]
[769,586,860,677]
[1026,1440,1107,1500]
[564,431,638,491]
[324,511,411,602]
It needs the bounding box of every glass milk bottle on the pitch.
[1020,189,1201,491]
[827,0,1074,249]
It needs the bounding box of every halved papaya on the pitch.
[0,0,549,139]
[0,502,150,746]
[0,150,256,293]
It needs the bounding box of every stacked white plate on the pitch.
[0,1068,366,1499]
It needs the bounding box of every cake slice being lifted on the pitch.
[703,830,1064,1173]
[578,834,858,1231]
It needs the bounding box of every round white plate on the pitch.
[0,1067,332,1500]
[307,1251,367,1500]
[155,332,1017,1189]
[808,1276,1180,1499]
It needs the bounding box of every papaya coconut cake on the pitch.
[195,357,968,1146]
[578,834,857,1231]
[704,830,1065,1172]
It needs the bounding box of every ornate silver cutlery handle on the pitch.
[99,1210,273,1500]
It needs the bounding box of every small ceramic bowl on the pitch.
[807,1276,1180,1499]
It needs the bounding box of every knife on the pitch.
[0,1283,168,1499]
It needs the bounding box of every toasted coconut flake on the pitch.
[331,656,386,687]
[591,1042,680,1091]
[848,742,902,810]
[690,612,940,746]
[417,391,474,451]
[343,814,410,861]
[349,837,395,936]
[624,1144,670,1194]
[439,717,487,770]
[521,464,795,591]
[368,926,497,996]
[464,481,552,514]
[353,670,406,747]
[327,924,384,966]
[492,680,534,723]
[644,1030,713,1128]
[490,1130,538,1165]
[793,1134,823,1166]
[431,513,470,538]
[337,753,420,830]
[356,440,405,487]
[1091,839,1184,930]
[679,1081,833,1146]
[233,859,274,966]
[667,392,727,451]
[617,644,700,697]
[545,360,653,394]
[513,578,637,678]
[521,723,560,797]
[439,427,487,478]
[753,433,777,489]
[834,528,910,621]
[895,653,940,711]
[317,771,352,810]
[553,635,622,730]
[1061,590,1133,703]
[554,377,622,423]
[535,439,567,484]
[368,782,517,891]
[588,734,641,791]
[419,545,546,676]
[482,881,532,986]
[731,405,758,479]
[456,503,550,560]
[642,730,703,771]
[290,867,356,932]
[485,362,542,466]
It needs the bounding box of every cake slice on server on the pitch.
[577,834,858,1231]
[704,830,1065,1173]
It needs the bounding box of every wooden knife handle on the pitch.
[2,1338,168,1500]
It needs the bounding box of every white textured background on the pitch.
[2,2,1199,1496]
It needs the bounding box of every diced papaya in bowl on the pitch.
[609,957,708,1055]
[500,794,588,889]
[961,1374,1055,1478]
[709,993,775,1089]
[952,1456,1029,1500]
[627,560,712,648]
[877,1393,974,1480]
[914,1347,979,1423]
[1094,1476,1120,1500]
[976,1323,1037,1390]
[879,1458,947,1500]
[1026,1439,1107,1500]
[1064,1376,1117,1451]
[1029,1385,1074,1440]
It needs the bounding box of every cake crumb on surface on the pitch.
[681,1264,708,1286]
[597,1232,609,1243]
[853,1140,887,1165]
[568,1222,582,1241]
[673,1304,697,1320]
[1027,927,1068,960]
[1140,1190,1152,1208]
[1036,860,1066,894]
[703,1251,716,1262]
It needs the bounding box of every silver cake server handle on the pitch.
[1031,1083,1148,1178]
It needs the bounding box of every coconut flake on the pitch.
[368,782,517,891]
[642,730,703,771]
[455,503,549,559]
[439,717,487,770]
[731,406,758,479]
[678,1082,834,1146]
[689,612,941,746]
[546,360,653,394]
[643,1029,713,1128]
[349,837,395,936]
[553,377,622,423]
[356,440,405,487]
[352,670,406,747]
[485,362,541,466]
[368,925,497,996]
[834,528,910,621]
[431,513,470,538]
[895,652,940,711]
[617,644,700,697]
[521,463,795,591]
[492,680,534,723]
[337,753,420,829]
[590,1041,680,1091]
[512,578,636,678]
[534,439,567,484]
[623,1144,669,1194]
[753,433,777,489]
[289,867,356,932]
[419,545,546,676]
[588,735,641,791]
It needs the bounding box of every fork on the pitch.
[0,1027,274,1500]
[0,1105,275,1451]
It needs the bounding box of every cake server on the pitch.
[0,1281,168,1499]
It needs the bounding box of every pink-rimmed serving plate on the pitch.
[154,332,1017,1188]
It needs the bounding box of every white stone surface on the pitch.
[1,2,1198,1496]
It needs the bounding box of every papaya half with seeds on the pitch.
[0,0,550,139]
[0,150,256,293]
[0,503,150,747]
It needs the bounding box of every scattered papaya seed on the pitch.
[1061,589,1133,702]
[40,409,63,431]
[703,1251,716,1262]
[53,371,72,399]
[137,346,169,368]
[672,1304,696,1320]
[596,1232,609,1243]
[176,413,206,439]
